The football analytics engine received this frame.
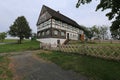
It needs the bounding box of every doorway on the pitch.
[67,33,69,40]
[57,40,60,46]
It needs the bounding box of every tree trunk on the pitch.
[18,37,22,44]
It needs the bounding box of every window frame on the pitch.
[54,30,59,36]
[61,31,65,37]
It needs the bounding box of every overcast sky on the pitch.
[0,0,111,33]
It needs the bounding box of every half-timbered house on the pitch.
[37,5,84,47]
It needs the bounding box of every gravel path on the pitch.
[10,50,88,80]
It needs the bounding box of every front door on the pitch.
[78,34,81,40]
[67,33,69,40]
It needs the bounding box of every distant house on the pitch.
[37,5,84,47]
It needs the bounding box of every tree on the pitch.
[111,28,120,40]
[93,26,100,39]
[99,26,108,40]
[89,25,101,39]
[84,25,100,40]
[84,27,94,39]
[8,16,32,44]
[0,32,7,42]
[85,25,108,40]
[76,0,120,31]
[31,33,37,41]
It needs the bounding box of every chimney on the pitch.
[57,11,60,13]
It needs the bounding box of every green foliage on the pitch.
[111,28,120,40]
[31,33,37,41]
[83,27,93,39]
[91,25,100,39]
[76,0,120,31]
[76,0,92,8]
[0,32,7,42]
[85,25,108,40]
[38,51,120,80]
[8,16,32,44]
[0,40,40,53]
[99,26,108,40]
[3,39,18,43]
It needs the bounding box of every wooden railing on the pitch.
[89,40,120,44]
[40,43,120,61]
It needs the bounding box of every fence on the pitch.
[40,43,120,61]
[89,40,120,44]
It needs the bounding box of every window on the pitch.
[55,20,59,25]
[52,19,55,24]
[53,20,61,26]
[54,30,59,35]
[52,24,56,27]
[62,23,65,27]
[39,33,41,36]
[48,19,51,22]
[62,23,64,27]
[47,19,51,24]
[39,19,50,27]
[37,32,41,37]
[41,31,45,36]
[40,24,42,28]
[70,33,72,37]
[46,25,50,27]
[73,34,76,37]
[57,21,61,26]
[69,25,72,30]
[44,20,51,26]
[46,30,50,35]
[44,21,47,26]
[41,23,44,27]
[61,31,65,37]
[64,23,67,27]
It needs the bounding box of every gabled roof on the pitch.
[37,5,84,30]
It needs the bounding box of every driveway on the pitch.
[9,50,88,80]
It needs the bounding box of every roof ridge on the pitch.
[43,5,78,24]
[37,5,84,30]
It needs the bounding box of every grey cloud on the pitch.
[0,0,110,33]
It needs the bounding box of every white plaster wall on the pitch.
[37,38,66,47]
[66,32,78,40]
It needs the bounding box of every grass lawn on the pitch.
[38,51,120,80]
[0,40,40,53]
[0,39,18,43]
[0,39,31,43]
[0,56,13,80]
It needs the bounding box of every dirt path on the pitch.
[9,50,88,80]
